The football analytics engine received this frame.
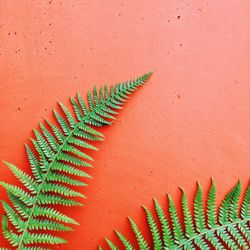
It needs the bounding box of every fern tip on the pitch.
[166,193,173,202]
[178,186,185,193]
[1,160,8,165]
[196,181,202,188]
[153,198,160,206]
[0,181,7,187]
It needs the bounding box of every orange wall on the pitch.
[0,1,249,249]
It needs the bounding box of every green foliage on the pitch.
[102,179,250,249]
[0,72,152,249]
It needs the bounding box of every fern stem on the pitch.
[174,218,249,249]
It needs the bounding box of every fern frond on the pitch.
[206,178,217,229]
[142,206,163,249]
[105,238,119,250]
[153,198,175,249]
[241,185,250,219]
[180,188,196,239]
[0,72,152,249]
[128,217,150,250]
[194,182,206,233]
[115,231,134,249]
[167,194,185,245]
[103,179,250,249]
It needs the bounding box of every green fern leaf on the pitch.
[0,72,152,249]
[142,206,163,249]
[206,178,217,229]
[103,179,250,249]
[153,198,175,249]
[128,217,150,250]
[194,182,206,233]
[180,188,196,239]
[115,231,134,250]
[105,238,119,250]
[167,194,186,245]
[241,185,250,219]
[219,180,240,224]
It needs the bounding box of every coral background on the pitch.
[0,0,250,249]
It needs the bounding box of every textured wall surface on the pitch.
[0,0,250,249]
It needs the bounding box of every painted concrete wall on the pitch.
[0,1,249,249]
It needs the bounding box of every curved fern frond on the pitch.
[103,179,250,249]
[0,72,152,249]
